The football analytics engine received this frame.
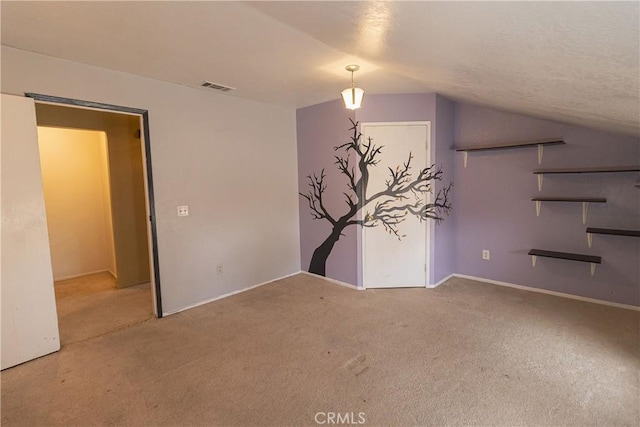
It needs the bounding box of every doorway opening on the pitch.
[30,95,162,344]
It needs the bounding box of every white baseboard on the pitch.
[428,274,454,289]
[300,271,360,290]
[303,271,451,290]
[163,271,639,316]
[54,269,112,282]
[452,274,640,312]
[163,271,302,316]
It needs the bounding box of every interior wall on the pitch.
[454,103,640,306]
[34,104,149,288]
[433,95,457,284]
[37,127,116,280]
[98,131,117,275]
[103,112,148,287]
[1,46,301,315]
[356,93,457,285]
[296,94,638,307]
[296,94,457,286]
[296,100,356,284]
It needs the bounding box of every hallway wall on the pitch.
[34,104,150,288]
[38,127,116,280]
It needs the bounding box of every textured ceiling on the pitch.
[1,1,638,136]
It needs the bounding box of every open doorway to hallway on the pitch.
[35,103,156,345]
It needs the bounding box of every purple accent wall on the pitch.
[433,95,457,284]
[454,103,640,306]
[297,100,357,284]
[355,93,437,123]
[297,95,639,306]
[296,93,457,286]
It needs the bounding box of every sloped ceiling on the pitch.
[1,1,638,136]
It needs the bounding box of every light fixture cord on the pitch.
[351,71,355,102]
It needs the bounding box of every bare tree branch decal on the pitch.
[300,118,453,276]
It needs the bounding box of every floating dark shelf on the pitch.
[455,138,564,152]
[532,197,606,203]
[586,228,640,237]
[528,249,601,264]
[534,166,640,174]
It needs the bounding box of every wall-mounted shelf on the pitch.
[534,166,640,190]
[586,227,640,247]
[528,249,601,275]
[532,197,606,224]
[534,166,640,174]
[456,138,564,167]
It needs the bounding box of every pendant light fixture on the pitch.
[341,65,364,110]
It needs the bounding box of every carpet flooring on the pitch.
[2,274,638,426]
[53,271,153,346]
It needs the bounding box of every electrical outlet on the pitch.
[177,205,189,216]
[482,250,490,260]
[216,264,223,274]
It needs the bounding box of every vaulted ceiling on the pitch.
[2,1,638,136]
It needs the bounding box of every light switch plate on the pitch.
[177,205,189,216]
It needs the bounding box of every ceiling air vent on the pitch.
[199,80,235,92]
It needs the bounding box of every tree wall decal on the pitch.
[300,119,453,276]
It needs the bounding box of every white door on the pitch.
[1,94,60,369]
[361,122,430,289]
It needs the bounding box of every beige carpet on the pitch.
[53,271,153,346]
[2,274,638,426]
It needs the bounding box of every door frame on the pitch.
[358,121,432,289]
[26,93,163,317]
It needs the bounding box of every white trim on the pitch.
[359,121,432,128]
[163,271,302,316]
[453,274,640,312]
[360,121,431,289]
[300,271,361,290]
[54,269,113,282]
[137,114,159,318]
[427,273,454,289]
[356,210,363,288]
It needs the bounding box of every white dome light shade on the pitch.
[341,87,365,110]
